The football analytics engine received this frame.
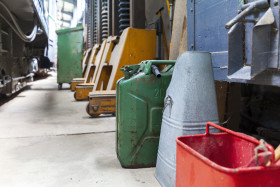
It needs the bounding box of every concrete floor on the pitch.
[0,72,160,187]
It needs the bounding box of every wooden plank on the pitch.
[215,81,228,123]
[178,15,188,56]
[169,0,187,60]
[225,83,241,131]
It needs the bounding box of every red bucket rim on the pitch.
[176,122,280,173]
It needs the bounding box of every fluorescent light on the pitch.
[57,0,64,9]
[62,21,70,27]
[62,13,72,21]
[63,2,74,12]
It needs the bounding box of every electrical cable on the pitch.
[0,1,37,40]
[0,13,31,42]
[0,1,38,42]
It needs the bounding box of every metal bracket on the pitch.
[120,65,140,79]
[227,1,277,80]
[225,0,270,29]
[187,0,195,51]
[92,104,100,112]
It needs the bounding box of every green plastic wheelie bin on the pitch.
[56,25,83,89]
[116,60,175,168]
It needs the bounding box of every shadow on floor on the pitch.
[0,86,31,107]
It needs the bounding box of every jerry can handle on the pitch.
[206,122,276,165]
[144,60,176,75]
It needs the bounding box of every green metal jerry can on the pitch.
[116,60,175,168]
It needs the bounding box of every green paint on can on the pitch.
[116,60,175,168]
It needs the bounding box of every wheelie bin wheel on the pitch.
[58,83,62,90]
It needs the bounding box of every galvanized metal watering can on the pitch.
[155,51,220,187]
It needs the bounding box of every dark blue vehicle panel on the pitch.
[187,0,280,87]
[194,0,241,52]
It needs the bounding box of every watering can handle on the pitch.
[206,122,276,165]
[144,60,176,75]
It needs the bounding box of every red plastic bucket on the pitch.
[176,122,280,187]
